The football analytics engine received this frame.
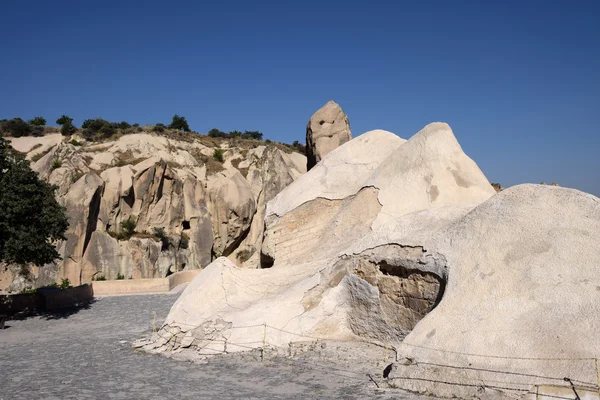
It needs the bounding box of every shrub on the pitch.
[152,227,169,251]
[1,118,32,137]
[208,128,228,138]
[51,159,62,170]
[229,130,242,137]
[118,121,131,129]
[31,126,44,137]
[116,273,125,280]
[153,123,166,133]
[92,274,106,281]
[213,148,224,162]
[132,123,140,128]
[69,138,82,146]
[81,118,118,138]
[98,124,115,138]
[180,232,189,249]
[169,114,190,132]
[56,115,72,125]
[242,130,263,140]
[119,216,137,240]
[291,140,306,153]
[59,278,72,289]
[60,121,77,135]
[29,117,46,126]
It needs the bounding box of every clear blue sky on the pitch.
[1,1,599,196]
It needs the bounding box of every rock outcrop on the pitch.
[306,100,352,170]
[2,133,306,291]
[149,123,495,350]
[148,122,600,399]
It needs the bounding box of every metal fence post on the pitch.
[261,322,267,363]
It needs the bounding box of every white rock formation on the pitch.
[151,122,600,398]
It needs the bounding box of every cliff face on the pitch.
[1,132,306,291]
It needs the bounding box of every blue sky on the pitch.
[1,1,598,195]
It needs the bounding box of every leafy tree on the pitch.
[29,117,46,126]
[0,138,68,266]
[169,114,190,132]
[118,121,131,129]
[56,115,73,125]
[229,130,242,137]
[61,121,77,135]
[56,115,77,136]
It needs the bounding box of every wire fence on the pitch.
[150,320,600,399]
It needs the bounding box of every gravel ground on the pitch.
[0,293,423,399]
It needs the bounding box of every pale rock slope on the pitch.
[151,122,600,399]
[149,123,494,349]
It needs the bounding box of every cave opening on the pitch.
[260,251,274,269]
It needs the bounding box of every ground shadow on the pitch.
[6,299,96,321]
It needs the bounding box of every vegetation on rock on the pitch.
[213,148,225,163]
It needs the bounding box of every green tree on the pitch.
[29,117,46,126]
[56,115,72,125]
[61,121,77,135]
[0,138,68,265]
[169,114,190,132]
[56,115,77,135]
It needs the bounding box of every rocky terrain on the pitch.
[1,129,306,292]
[145,121,600,399]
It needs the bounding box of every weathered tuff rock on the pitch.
[306,100,352,170]
[150,123,494,351]
[152,122,600,399]
[2,133,306,291]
